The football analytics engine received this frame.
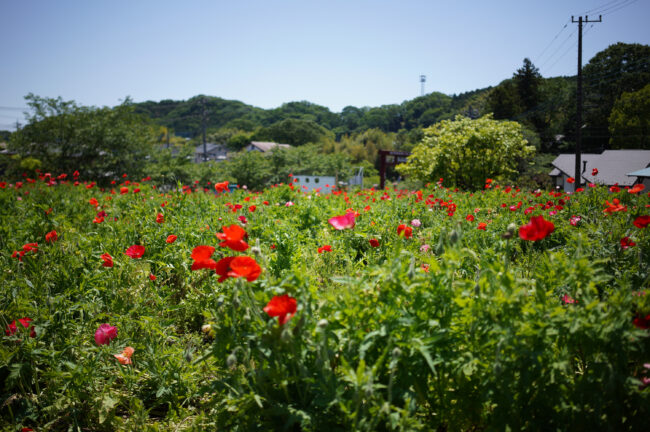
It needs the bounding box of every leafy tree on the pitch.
[397,114,534,189]
[255,118,333,146]
[513,58,542,112]
[583,42,650,149]
[10,94,155,182]
[608,83,650,149]
[487,80,521,120]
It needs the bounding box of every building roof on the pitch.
[195,143,227,154]
[249,141,291,152]
[550,150,650,186]
[628,167,650,178]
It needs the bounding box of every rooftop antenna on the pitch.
[420,75,426,96]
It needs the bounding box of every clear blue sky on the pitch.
[1,0,649,129]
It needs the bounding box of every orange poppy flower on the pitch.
[215,181,229,193]
[114,346,134,365]
[629,184,646,194]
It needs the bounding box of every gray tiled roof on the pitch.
[249,141,291,152]
[550,150,650,186]
[195,143,227,154]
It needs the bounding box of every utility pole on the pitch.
[201,97,207,162]
[572,15,601,191]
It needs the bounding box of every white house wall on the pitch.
[293,175,336,193]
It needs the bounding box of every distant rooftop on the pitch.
[248,141,291,152]
[550,150,650,186]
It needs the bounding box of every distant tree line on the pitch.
[2,42,647,189]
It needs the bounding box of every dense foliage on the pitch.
[397,115,535,189]
[8,95,156,181]
[2,173,649,431]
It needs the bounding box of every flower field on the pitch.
[2,174,650,431]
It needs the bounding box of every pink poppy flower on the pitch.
[328,212,356,230]
[95,323,118,345]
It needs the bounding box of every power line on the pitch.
[534,21,569,66]
[0,106,28,111]
[601,0,639,16]
[584,0,625,14]
[539,27,578,70]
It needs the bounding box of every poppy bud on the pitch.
[318,319,329,329]
[201,324,212,334]
[226,353,237,369]
[392,347,402,359]
[251,246,261,256]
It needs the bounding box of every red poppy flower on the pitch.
[397,224,413,238]
[190,245,217,270]
[156,213,164,224]
[101,253,113,267]
[603,198,627,213]
[369,238,380,248]
[519,215,555,241]
[609,185,620,193]
[633,215,650,229]
[22,243,38,253]
[5,317,35,338]
[94,323,118,345]
[569,215,581,226]
[328,212,356,230]
[215,181,229,193]
[249,205,256,213]
[562,294,577,304]
[592,168,598,176]
[119,187,129,195]
[216,225,249,251]
[318,245,332,253]
[633,313,650,330]
[567,177,575,184]
[93,216,104,224]
[629,184,645,194]
[45,230,58,243]
[263,294,297,325]
[620,237,636,249]
[114,346,134,365]
[466,214,475,222]
[477,222,487,230]
[166,235,177,244]
[89,197,99,206]
[124,245,145,259]
[214,256,262,282]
